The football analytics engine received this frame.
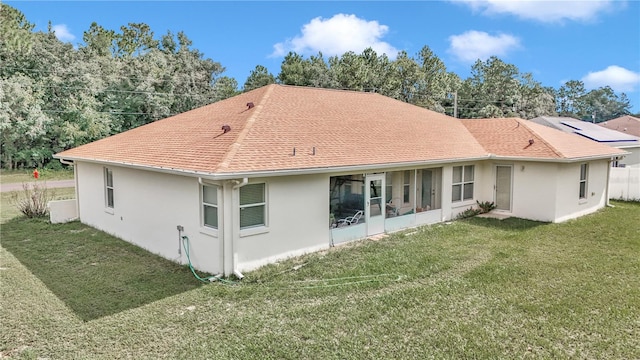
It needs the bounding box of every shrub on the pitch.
[10,182,55,218]
[476,200,496,213]
[456,207,481,219]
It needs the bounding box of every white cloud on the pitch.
[456,0,614,23]
[270,14,398,58]
[582,66,640,92]
[448,30,520,63]
[52,24,75,42]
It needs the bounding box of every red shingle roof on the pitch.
[55,85,625,174]
[462,118,626,160]
[599,115,640,137]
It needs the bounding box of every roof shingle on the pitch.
[56,85,625,174]
[463,118,626,159]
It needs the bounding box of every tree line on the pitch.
[0,5,633,170]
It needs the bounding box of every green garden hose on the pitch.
[181,235,237,285]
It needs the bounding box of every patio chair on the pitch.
[386,198,401,217]
[337,210,363,226]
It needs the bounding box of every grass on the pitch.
[1,218,207,321]
[0,168,74,184]
[1,188,76,224]
[1,201,639,359]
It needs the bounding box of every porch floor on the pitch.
[368,233,390,241]
[477,212,511,220]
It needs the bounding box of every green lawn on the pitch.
[1,188,76,224]
[0,168,74,184]
[1,202,639,359]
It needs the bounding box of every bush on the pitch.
[10,182,55,218]
[456,207,481,219]
[476,200,496,213]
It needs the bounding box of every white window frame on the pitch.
[239,183,267,231]
[452,165,474,202]
[104,167,114,210]
[202,184,219,229]
[579,163,588,200]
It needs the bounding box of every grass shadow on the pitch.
[461,216,548,231]
[1,217,207,321]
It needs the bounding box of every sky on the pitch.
[7,0,640,112]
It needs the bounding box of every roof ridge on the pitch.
[216,85,275,172]
[519,119,564,158]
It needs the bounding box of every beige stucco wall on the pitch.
[235,174,330,272]
[553,160,609,223]
[447,160,609,223]
[509,161,558,222]
[76,162,223,274]
[73,158,612,276]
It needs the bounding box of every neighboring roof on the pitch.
[463,118,627,160]
[55,85,627,176]
[599,115,640,137]
[529,116,640,148]
[527,116,576,131]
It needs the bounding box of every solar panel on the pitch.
[561,120,639,142]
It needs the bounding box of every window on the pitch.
[330,175,365,227]
[403,170,411,203]
[240,183,266,229]
[452,165,474,202]
[104,168,114,208]
[202,185,218,229]
[579,163,588,199]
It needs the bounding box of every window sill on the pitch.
[451,199,475,208]
[104,208,114,215]
[200,226,219,238]
[240,225,269,238]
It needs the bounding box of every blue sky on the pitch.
[8,0,640,112]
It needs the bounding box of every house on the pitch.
[599,115,640,138]
[529,116,640,168]
[529,116,640,200]
[54,85,626,277]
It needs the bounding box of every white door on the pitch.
[366,174,385,236]
[495,165,512,211]
[421,170,433,209]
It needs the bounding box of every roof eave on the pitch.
[54,154,492,180]
[206,155,492,180]
[488,152,628,163]
[55,151,626,181]
[53,155,216,178]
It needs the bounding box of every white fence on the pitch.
[609,167,640,201]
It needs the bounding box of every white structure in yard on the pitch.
[54,85,627,276]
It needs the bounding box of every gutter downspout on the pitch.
[606,159,611,207]
[59,159,79,220]
[231,178,248,279]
